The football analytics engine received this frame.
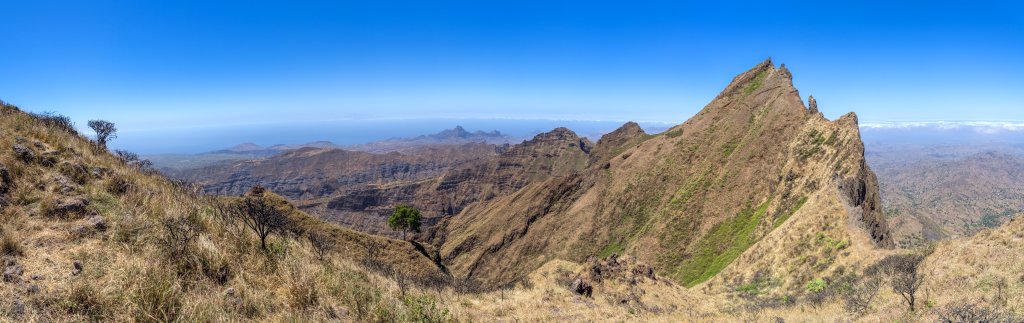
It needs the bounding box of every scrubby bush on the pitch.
[30,111,77,134]
[308,232,335,262]
[401,295,452,323]
[805,278,827,293]
[938,302,1019,322]
[842,275,881,316]
[160,216,201,259]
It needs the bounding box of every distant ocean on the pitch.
[120,118,676,155]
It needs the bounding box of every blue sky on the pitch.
[2,1,1023,152]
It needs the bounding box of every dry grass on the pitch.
[0,103,454,322]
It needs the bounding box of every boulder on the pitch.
[3,263,23,283]
[0,162,10,195]
[13,144,34,163]
[51,197,90,218]
[72,260,83,276]
[0,163,10,206]
[88,215,107,231]
[54,174,77,194]
[570,278,592,297]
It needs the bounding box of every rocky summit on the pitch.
[432,59,892,292]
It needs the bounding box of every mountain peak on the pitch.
[227,142,265,152]
[717,58,778,99]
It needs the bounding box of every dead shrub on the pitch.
[160,215,200,259]
[1,226,24,256]
[308,232,335,262]
[937,302,1019,322]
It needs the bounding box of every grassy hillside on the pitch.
[0,101,452,321]
[433,60,892,294]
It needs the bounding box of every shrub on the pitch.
[842,275,881,316]
[160,215,200,259]
[30,111,77,134]
[106,174,135,195]
[401,295,452,323]
[805,277,827,292]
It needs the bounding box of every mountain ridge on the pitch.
[430,59,892,291]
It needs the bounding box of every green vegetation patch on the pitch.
[598,241,625,258]
[721,139,740,158]
[805,278,827,293]
[773,196,808,228]
[744,70,768,95]
[669,172,712,206]
[676,198,773,287]
[664,129,683,138]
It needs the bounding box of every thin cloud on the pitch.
[861,121,1024,134]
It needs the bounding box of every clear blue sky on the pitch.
[2,1,1022,151]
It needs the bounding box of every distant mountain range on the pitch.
[146,126,518,171]
[343,125,514,153]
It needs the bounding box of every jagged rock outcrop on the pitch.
[808,95,819,114]
[434,59,892,292]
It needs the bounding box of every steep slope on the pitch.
[434,59,892,292]
[0,102,451,321]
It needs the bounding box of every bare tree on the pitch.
[308,232,335,262]
[234,190,291,250]
[870,254,926,312]
[88,120,117,149]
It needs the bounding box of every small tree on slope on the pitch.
[387,204,421,240]
[88,120,117,149]
[234,188,291,250]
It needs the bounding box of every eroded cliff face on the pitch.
[297,128,593,236]
[433,59,892,291]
